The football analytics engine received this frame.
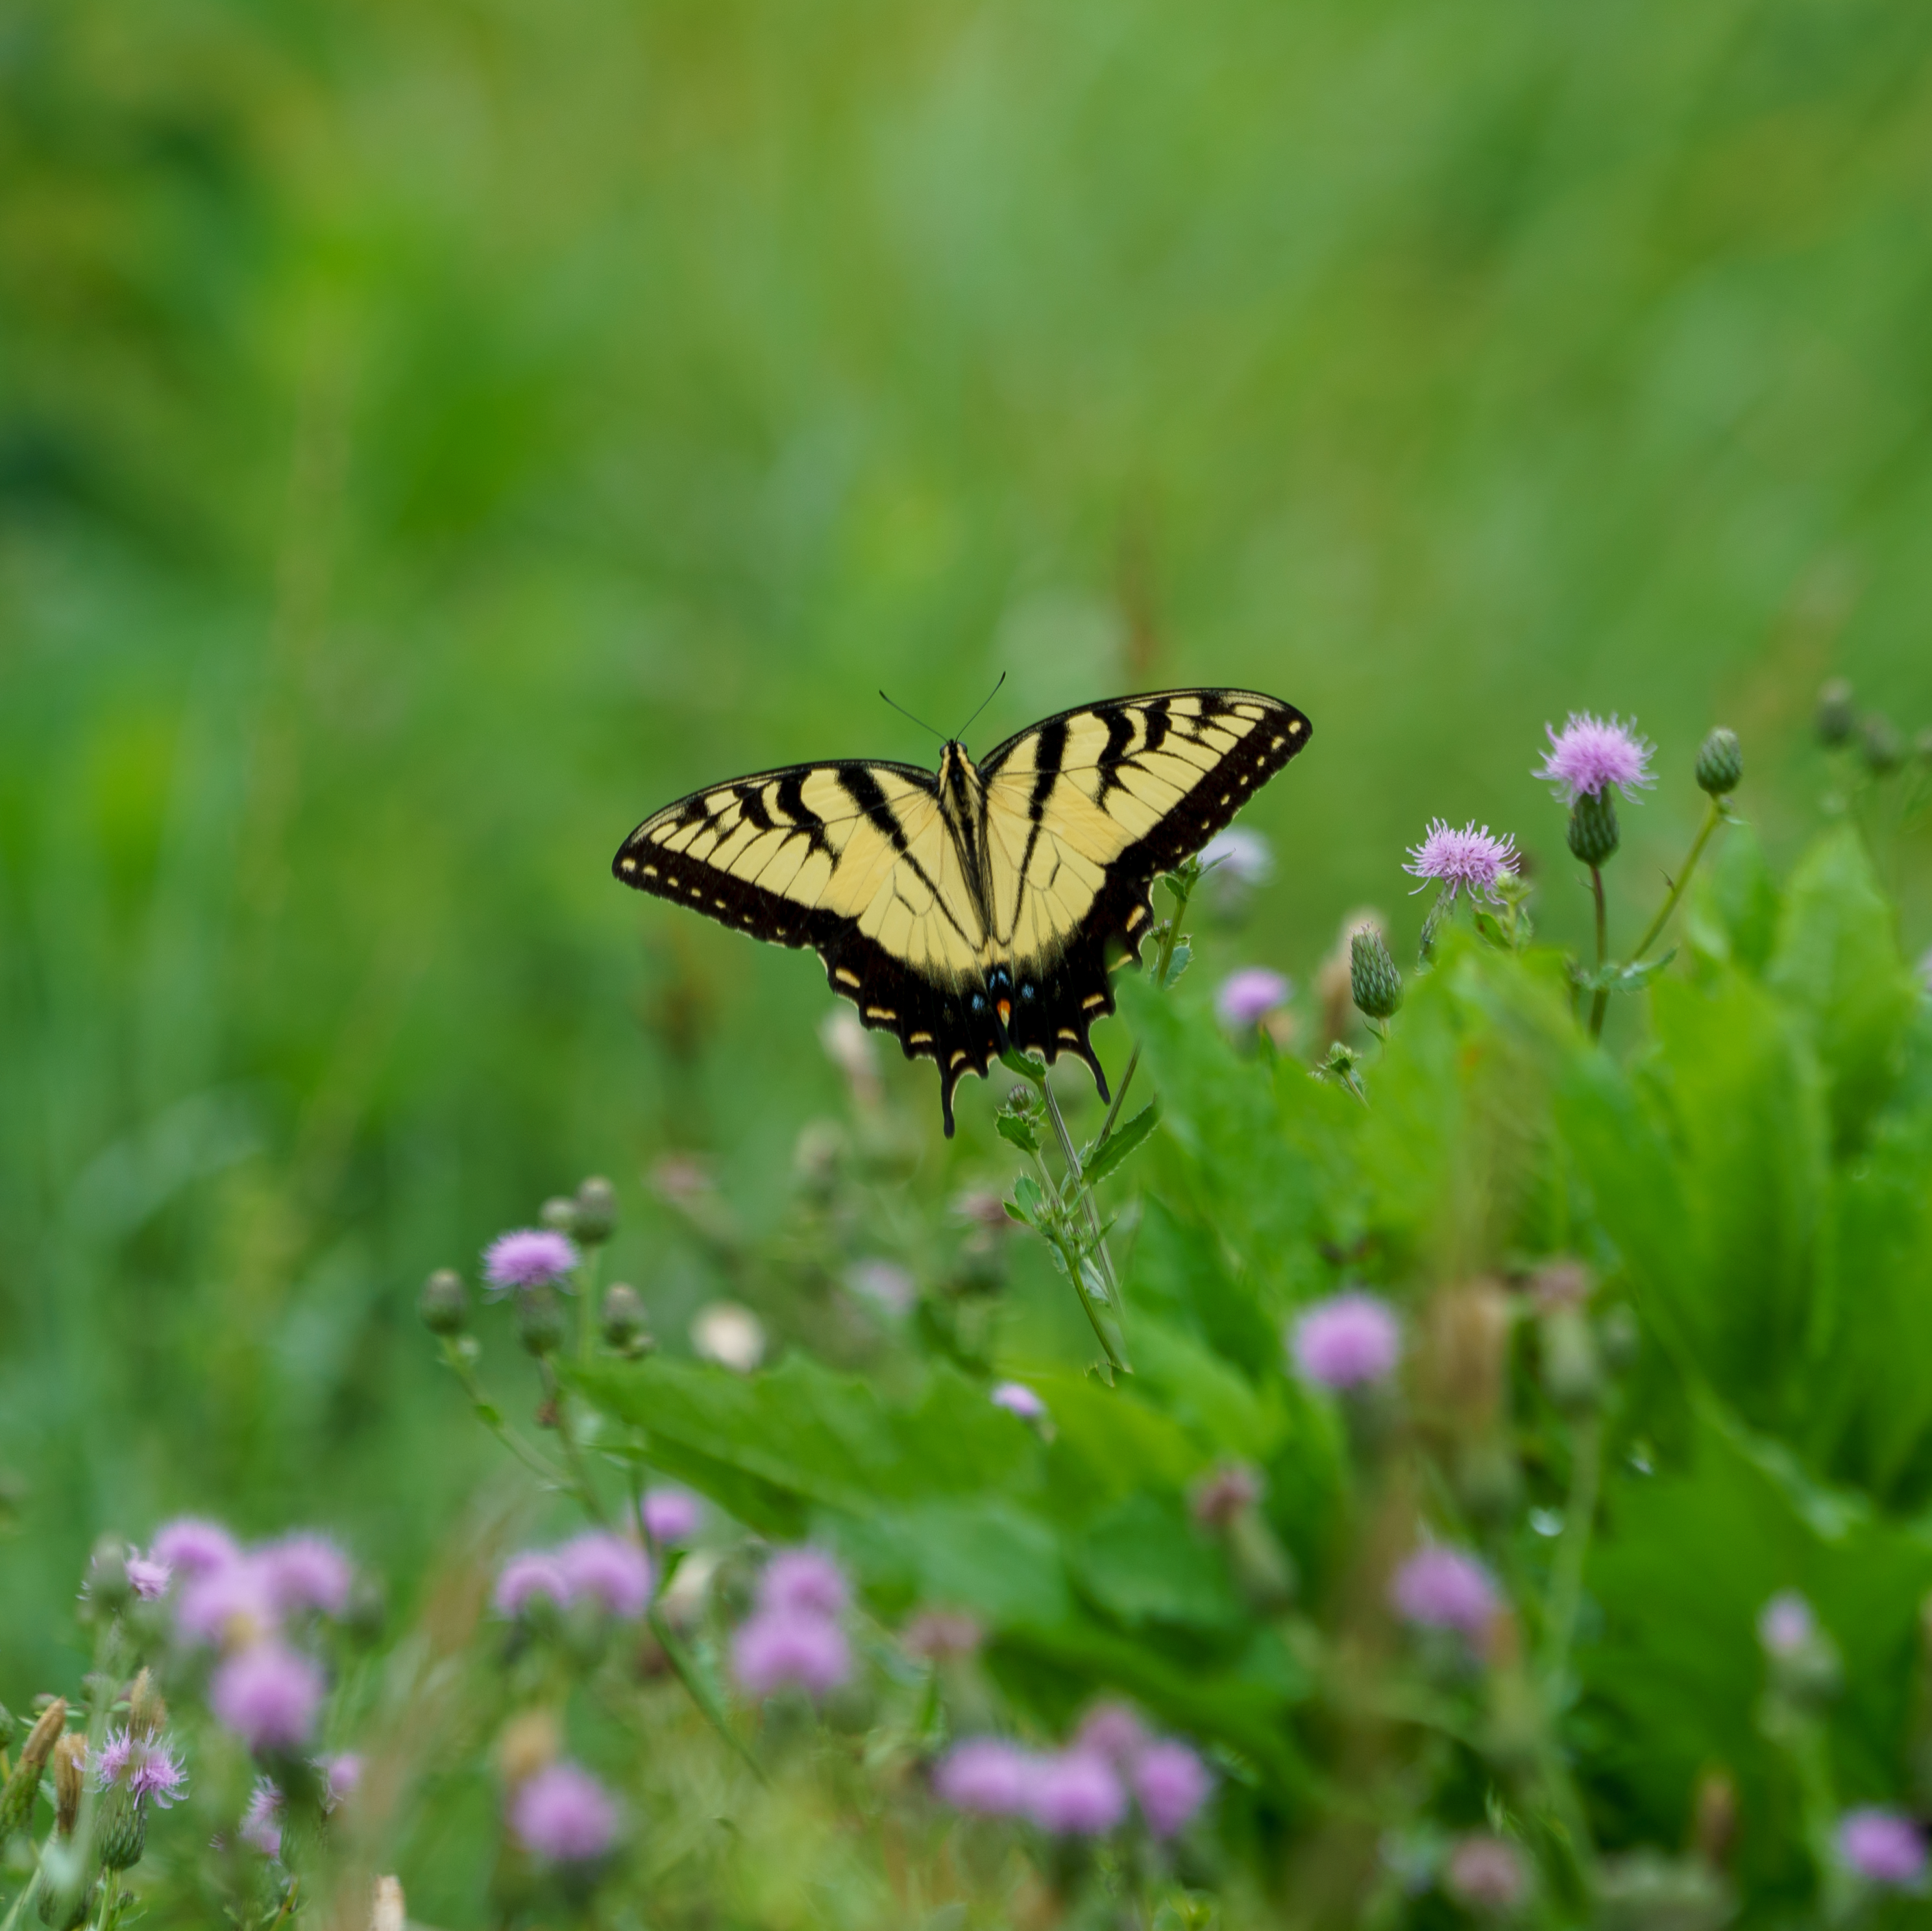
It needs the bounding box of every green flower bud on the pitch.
[51,1734,84,1838]
[1004,1085,1034,1115]
[1694,727,1742,797]
[1539,1306,1601,1415]
[1567,788,1620,867]
[85,1536,130,1616]
[1598,1303,1640,1373]
[600,1283,654,1357]
[515,1283,566,1357]
[36,1868,91,1931]
[0,1699,66,1845]
[1861,712,1905,775]
[539,1195,577,1233]
[418,1269,467,1337]
[572,1177,617,1246]
[1349,926,1403,1021]
[1816,678,1856,747]
[98,1787,146,1873]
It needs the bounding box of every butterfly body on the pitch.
[614,688,1311,1133]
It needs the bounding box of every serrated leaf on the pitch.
[1001,1198,1029,1225]
[1082,1102,1161,1187]
[1574,948,1678,994]
[996,1110,1040,1155]
[1014,1173,1048,1222]
[998,1047,1044,1085]
[1161,941,1193,990]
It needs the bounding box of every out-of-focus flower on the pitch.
[902,1609,983,1662]
[1074,1703,1150,1768]
[1292,1291,1401,1390]
[990,1381,1047,1422]
[240,1780,284,1858]
[1758,1591,1816,1658]
[260,1535,352,1618]
[847,1259,916,1318]
[1404,821,1519,903]
[1838,1808,1927,1887]
[124,1553,172,1602]
[1445,1833,1530,1912]
[641,1488,702,1546]
[556,1534,652,1620]
[731,1610,851,1699]
[1537,712,1656,803]
[1131,1741,1212,1838]
[1216,967,1291,1030]
[150,1518,238,1580]
[933,1738,1038,1816]
[1028,1751,1129,1836]
[1390,1548,1499,1640]
[1202,827,1275,888]
[953,1190,1012,1236]
[92,1729,186,1808]
[482,1230,580,1296]
[177,1558,278,1647]
[323,1754,363,1810]
[759,1548,850,1620]
[691,1301,765,1372]
[210,1643,325,1751]
[1192,1463,1263,1529]
[650,1154,713,1205]
[510,1761,618,1864]
[495,1553,570,1620]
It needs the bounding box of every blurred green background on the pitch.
[4,0,1931,1681]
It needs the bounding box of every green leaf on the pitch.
[1012,1172,1048,1224]
[1070,1490,1244,1633]
[1572,948,1676,994]
[996,1110,1040,1155]
[1767,825,1918,1152]
[1082,1102,1160,1187]
[1689,820,1781,975]
[1160,940,1193,990]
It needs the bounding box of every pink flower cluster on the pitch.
[495,1532,654,1621]
[511,1760,620,1865]
[1291,1291,1401,1390]
[482,1228,581,1294]
[1536,712,1656,803]
[146,1516,353,1754]
[92,1727,188,1808]
[731,1548,853,1701]
[1390,1546,1499,1642]
[934,1703,1212,1841]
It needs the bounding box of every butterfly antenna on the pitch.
[879,690,946,743]
[955,671,1007,743]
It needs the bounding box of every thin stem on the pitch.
[0,1867,42,1931]
[1629,795,1723,964]
[1028,1150,1125,1378]
[1543,1413,1603,1688]
[577,1249,604,1365]
[1092,866,1196,1152]
[265,1875,300,1930]
[540,1359,609,1525]
[1587,867,1609,1042]
[439,1341,570,1487]
[647,1608,768,1785]
[1040,1078,1119,1310]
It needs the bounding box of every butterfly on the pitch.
[613,688,1312,1134]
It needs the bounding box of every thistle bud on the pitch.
[1349,926,1404,1021]
[1861,712,1905,775]
[418,1269,467,1337]
[0,1699,67,1844]
[572,1176,617,1246]
[600,1283,654,1357]
[36,1864,91,1931]
[1539,1306,1601,1415]
[1694,727,1742,797]
[98,1787,146,1872]
[1005,1085,1034,1114]
[1816,677,1856,746]
[84,1535,132,1618]
[127,1669,165,1740]
[51,1734,84,1838]
[539,1195,577,1233]
[515,1283,566,1358]
[1566,788,1620,867]
[1598,1303,1640,1374]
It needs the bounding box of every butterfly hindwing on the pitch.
[611,760,1007,1130]
[978,689,1311,1075]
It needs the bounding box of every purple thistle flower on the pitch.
[1027,1750,1129,1836]
[1838,1808,1927,1887]
[1073,1702,1150,1769]
[151,1517,239,1579]
[757,1548,850,1620]
[1292,1291,1402,1390]
[511,1760,619,1864]
[990,1381,1047,1423]
[1537,712,1656,803]
[495,1551,570,1619]
[1391,1547,1499,1640]
[240,1780,284,1858]
[92,1728,188,1808]
[482,1229,580,1296]
[125,1553,173,1602]
[209,1642,326,1751]
[731,1609,852,1699]
[556,1533,653,1619]
[323,1753,363,1810]
[259,1535,353,1618]
[640,1487,702,1546]
[902,1609,983,1662]
[847,1258,916,1317]
[177,1557,278,1646]
[1201,827,1274,888]
[1192,1463,1263,1528]
[1404,820,1519,903]
[1131,1741,1212,1839]
[1758,1590,1816,1658]
[1445,1834,1530,1911]
[933,1738,1038,1816]
[1216,967,1291,1030]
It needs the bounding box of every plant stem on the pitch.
[440,1341,570,1487]
[1587,867,1609,1041]
[1543,1413,1603,1688]
[1092,864,1196,1152]
[541,1360,609,1525]
[0,1867,41,1931]
[1628,795,1723,964]
[577,1248,603,1365]
[648,1608,768,1785]
[1040,1077,1121,1312]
